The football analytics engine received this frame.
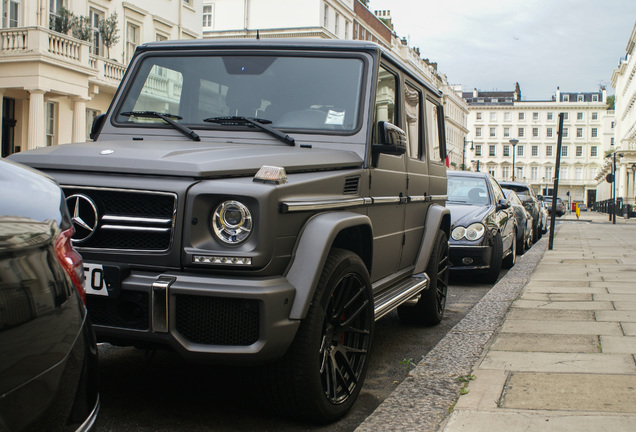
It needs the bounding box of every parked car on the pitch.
[578,202,587,211]
[499,181,542,242]
[503,189,533,254]
[10,39,451,423]
[539,200,550,233]
[447,171,517,283]
[0,159,99,431]
[543,195,566,216]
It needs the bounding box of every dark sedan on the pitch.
[0,159,99,431]
[503,189,533,255]
[447,171,517,283]
[499,181,542,242]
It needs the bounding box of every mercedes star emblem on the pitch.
[66,194,99,243]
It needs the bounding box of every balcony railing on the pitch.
[0,26,125,89]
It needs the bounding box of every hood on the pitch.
[9,140,364,178]
[446,202,492,228]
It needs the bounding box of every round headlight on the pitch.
[212,201,253,245]
[451,226,466,241]
[465,223,485,241]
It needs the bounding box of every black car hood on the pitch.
[9,140,364,178]
[447,202,492,227]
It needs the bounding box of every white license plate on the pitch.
[84,263,109,296]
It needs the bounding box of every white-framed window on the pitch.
[562,127,568,138]
[475,127,482,137]
[592,112,598,120]
[49,0,63,30]
[502,166,510,179]
[531,166,538,179]
[323,4,329,27]
[489,144,496,156]
[489,127,496,137]
[546,146,553,157]
[488,167,496,177]
[516,166,523,179]
[90,8,104,56]
[46,101,57,147]
[547,127,553,138]
[3,0,22,28]
[577,112,583,120]
[562,145,568,157]
[504,127,510,137]
[519,112,525,121]
[86,108,100,140]
[545,166,553,180]
[563,112,569,120]
[591,128,598,138]
[591,146,597,157]
[575,168,583,180]
[476,112,482,120]
[475,144,482,156]
[533,112,539,121]
[560,167,568,179]
[344,21,349,39]
[517,145,524,156]
[576,146,583,157]
[547,112,553,120]
[576,128,583,138]
[203,3,214,29]
[563,94,570,102]
[532,127,539,137]
[518,127,524,137]
[335,13,339,35]
[577,94,584,102]
[126,21,140,63]
[504,112,511,122]
[490,112,496,121]
[532,145,538,156]
[592,94,599,102]
[503,145,510,157]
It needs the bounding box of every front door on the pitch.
[2,98,16,157]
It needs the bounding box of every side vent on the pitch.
[343,176,360,195]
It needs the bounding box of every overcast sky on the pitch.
[369,0,636,101]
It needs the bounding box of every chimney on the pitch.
[556,86,561,102]
[473,88,478,98]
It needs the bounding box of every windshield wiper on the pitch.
[203,116,295,146]
[121,111,200,141]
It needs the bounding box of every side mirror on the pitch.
[90,113,106,141]
[373,121,407,159]
[497,199,511,210]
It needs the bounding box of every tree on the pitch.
[99,12,120,59]
[72,15,93,42]
[606,95,615,110]
[50,7,76,35]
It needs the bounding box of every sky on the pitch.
[369,0,636,101]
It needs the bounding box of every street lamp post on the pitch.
[612,152,624,224]
[509,139,519,181]
[463,138,474,171]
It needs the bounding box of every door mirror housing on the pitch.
[90,113,106,141]
[372,121,407,165]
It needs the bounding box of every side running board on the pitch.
[373,273,429,321]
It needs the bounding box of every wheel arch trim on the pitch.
[413,204,451,274]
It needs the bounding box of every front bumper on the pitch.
[449,244,493,271]
[86,269,299,364]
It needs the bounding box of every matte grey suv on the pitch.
[11,39,450,423]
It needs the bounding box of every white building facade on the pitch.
[603,20,636,210]
[463,85,610,207]
[0,0,201,156]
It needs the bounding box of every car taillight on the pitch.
[55,226,86,304]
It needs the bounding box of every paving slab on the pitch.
[501,372,636,413]
[452,369,506,411]
[523,286,606,294]
[500,320,622,336]
[623,323,636,336]
[490,333,599,353]
[593,293,636,302]
[519,293,593,301]
[512,300,614,310]
[600,335,636,353]
[595,310,636,322]
[480,351,636,374]
[612,302,636,311]
[505,309,594,321]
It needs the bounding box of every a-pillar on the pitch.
[27,89,46,151]
[72,97,88,143]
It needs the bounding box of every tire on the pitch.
[516,228,526,255]
[484,232,503,284]
[502,229,516,269]
[265,248,374,424]
[398,230,449,326]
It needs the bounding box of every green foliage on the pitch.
[72,16,92,41]
[50,7,75,35]
[99,12,120,58]
[398,357,416,369]
[606,95,615,110]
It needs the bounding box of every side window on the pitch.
[375,65,396,126]
[404,82,421,159]
[425,99,443,163]
[489,178,505,202]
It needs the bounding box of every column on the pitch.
[27,89,46,151]
[0,92,4,154]
[72,98,87,143]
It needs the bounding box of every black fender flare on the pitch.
[412,204,451,275]
[285,212,372,320]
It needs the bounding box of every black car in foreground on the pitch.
[0,159,99,432]
[498,181,542,242]
[447,171,517,283]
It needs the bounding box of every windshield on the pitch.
[447,176,490,205]
[114,54,365,133]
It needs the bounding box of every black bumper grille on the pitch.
[175,295,260,346]
[86,291,149,330]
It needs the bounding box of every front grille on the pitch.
[175,295,260,346]
[63,187,176,251]
[86,291,149,330]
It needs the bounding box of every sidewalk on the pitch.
[355,211,636,432]
[442,210,636,431]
